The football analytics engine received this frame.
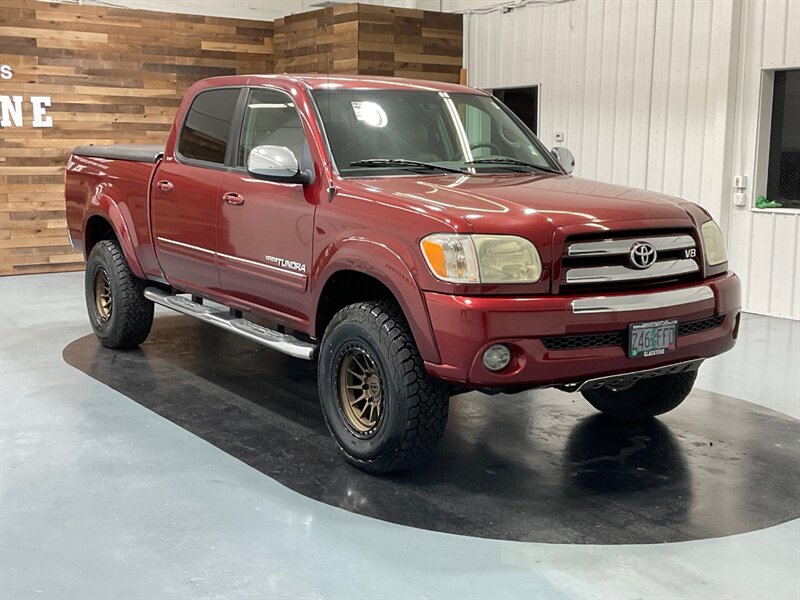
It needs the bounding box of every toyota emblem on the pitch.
[629,241,657,269]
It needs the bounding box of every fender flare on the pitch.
[83,187,146,279]
[312,237,441,364]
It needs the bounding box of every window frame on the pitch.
[229,85,312,175]
[174,86,246,172]
[753,68,800,213]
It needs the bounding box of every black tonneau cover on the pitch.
[71,144,165,163]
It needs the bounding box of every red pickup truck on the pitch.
[66,74,741,472]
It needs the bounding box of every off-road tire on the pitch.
[581,370,697,419]
[85,240,154,349]
[318,301,449,473]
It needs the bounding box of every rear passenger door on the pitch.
[151,87,242,293]
[216,87,316,327]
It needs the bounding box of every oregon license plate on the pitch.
[628,319,678,358]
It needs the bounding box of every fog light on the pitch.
[483,344,511,372]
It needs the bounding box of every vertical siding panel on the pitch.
[539,2,559,147]
[683,0,712,205]
[761,0,788,68]
[611,0,638,187]
[646,0,674,194]
[787,0,800,65]
[702,0,736,224]
[552,1,572,143]
[793,217,800,319]
[629,0,657,190]
[663,0,693,198]
[747,214,776,311]
[769,215,799,317]
[597,0,621,184]
[566,0,590,175]
[580,1,605,181]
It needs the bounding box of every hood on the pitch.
[345,172,697,241]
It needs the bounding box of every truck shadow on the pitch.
[63,314,800,544]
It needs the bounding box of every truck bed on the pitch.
[72,144,165,163]
[65,146,164,276]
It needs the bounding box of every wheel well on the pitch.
[316,270,397,337]
[84,216,117,255]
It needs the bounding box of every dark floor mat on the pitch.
[64,315,800,544]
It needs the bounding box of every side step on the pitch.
[144,287,317,360]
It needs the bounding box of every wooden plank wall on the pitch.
[358,4,462,83]
[0,0,461,276]
[275,3,462,83]
[0,0,273,275]
[274,4,359,74]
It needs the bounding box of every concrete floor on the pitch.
[1,271,799,599]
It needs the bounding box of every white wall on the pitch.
[465,0,800,319]
[727,0,800,319]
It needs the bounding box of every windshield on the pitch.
[311,89,561,177]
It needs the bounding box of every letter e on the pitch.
[31,96,53,128]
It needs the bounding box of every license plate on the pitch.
[628,319,678,358]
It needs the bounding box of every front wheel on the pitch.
[318,301,449,473]
[85,239,154,349]
[581,370,697,419]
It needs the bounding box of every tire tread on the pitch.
[321,300,449,473]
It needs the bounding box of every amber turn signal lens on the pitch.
[421,239,447,279]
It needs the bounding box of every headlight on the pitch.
[420,234,542,284]
[700,220,728,266]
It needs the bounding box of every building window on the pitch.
[765,69,800,209]
[491,86,538,134]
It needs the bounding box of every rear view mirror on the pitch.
[550,147,575,175]
[247,145,312,184]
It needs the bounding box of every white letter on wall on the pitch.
[31,96,53,128]
[0,95,23,127]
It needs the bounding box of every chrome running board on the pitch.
[557,358,703,393]
[144,287,317,360]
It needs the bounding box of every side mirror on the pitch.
[550,147,575,175]
[247,145,313,184]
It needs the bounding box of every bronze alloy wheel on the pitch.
[93,267,112,322]
[337,345,383,435]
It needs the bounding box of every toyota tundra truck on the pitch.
[65,74,741,473]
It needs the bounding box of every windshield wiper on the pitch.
[350,159,470,175]
[465,157,561,174]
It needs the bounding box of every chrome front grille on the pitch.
[567,235,695,257]
[565,259,699,284]
[560,232,701,290]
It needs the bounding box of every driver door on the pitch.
[216,87,316,326]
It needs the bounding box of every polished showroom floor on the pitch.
[2,271,799,599]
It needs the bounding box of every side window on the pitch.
[178,88,239,165]
[765,69,799,208]
[237,88,307,167]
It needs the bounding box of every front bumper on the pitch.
[423,272,741,388]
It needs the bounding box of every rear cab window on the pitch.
[177,88,240,165]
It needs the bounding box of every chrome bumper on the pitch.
[571,285,713,314]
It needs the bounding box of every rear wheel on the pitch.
[85,240,154,349]
[318,301,449,473]
[581,370,697,419]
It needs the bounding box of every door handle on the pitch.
[156,180,173,192]
[223,192,245,206]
